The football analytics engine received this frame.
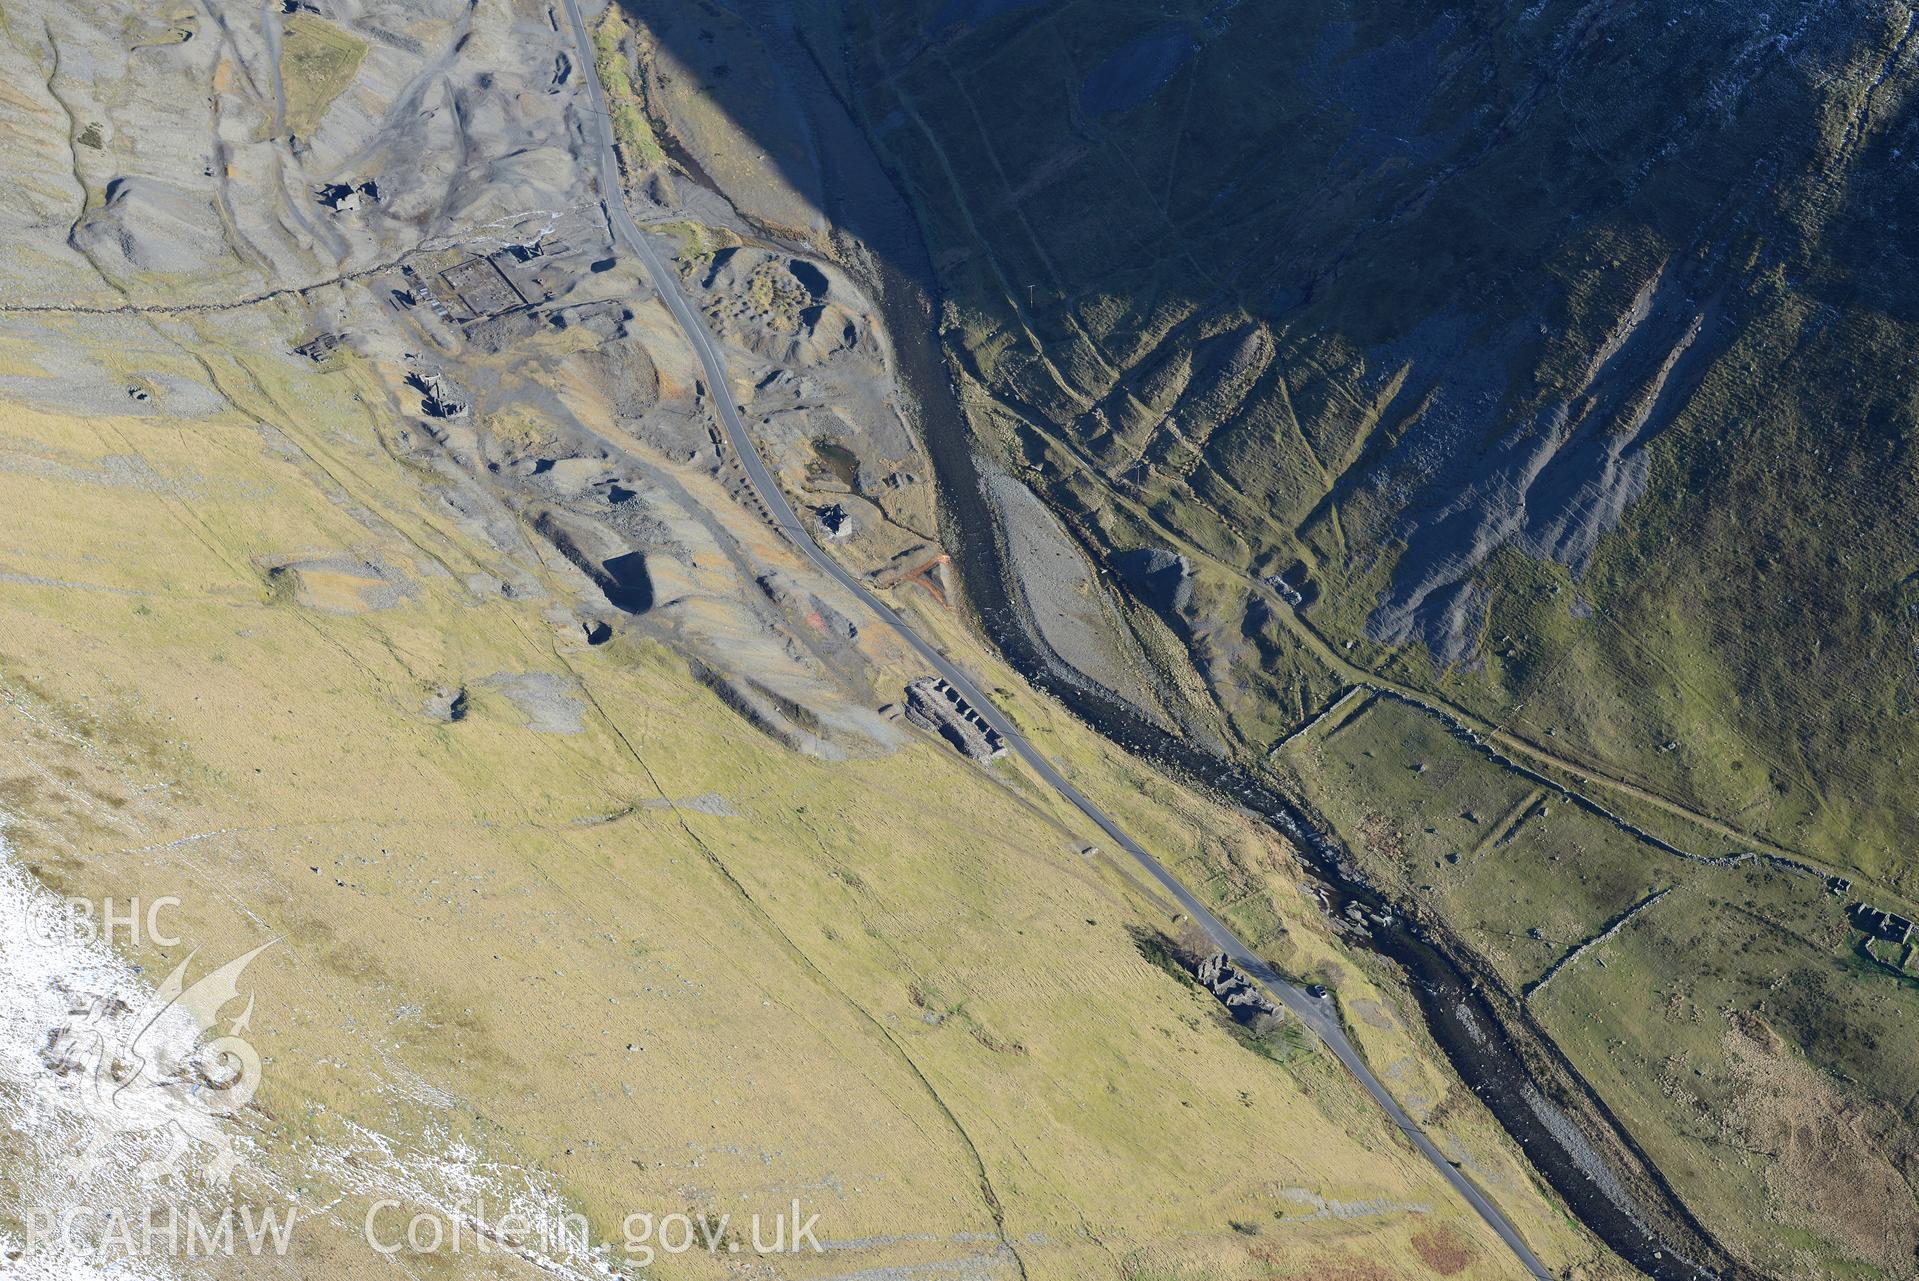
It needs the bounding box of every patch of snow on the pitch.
[0,832,258,1280]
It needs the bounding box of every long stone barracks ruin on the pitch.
[902,677,1007,762]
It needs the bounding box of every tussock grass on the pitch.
[592,7,665,171]
[279,14,366,139]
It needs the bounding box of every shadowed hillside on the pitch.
[603,1,1919,1275]
[824,0,1919,885]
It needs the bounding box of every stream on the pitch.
[865,247,1733,1281]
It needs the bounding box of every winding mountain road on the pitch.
[557,2,1553,1274]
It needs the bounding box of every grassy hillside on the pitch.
[0,280,1599,1280]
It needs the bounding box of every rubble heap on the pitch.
[1196,952,1281,1022]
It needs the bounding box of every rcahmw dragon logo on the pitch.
[41,942,274,1183]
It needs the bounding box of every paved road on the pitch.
[556,3,1552,1274]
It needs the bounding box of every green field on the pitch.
[1279,694,1919,1276]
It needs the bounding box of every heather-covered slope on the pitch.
[837,0,1919,883]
